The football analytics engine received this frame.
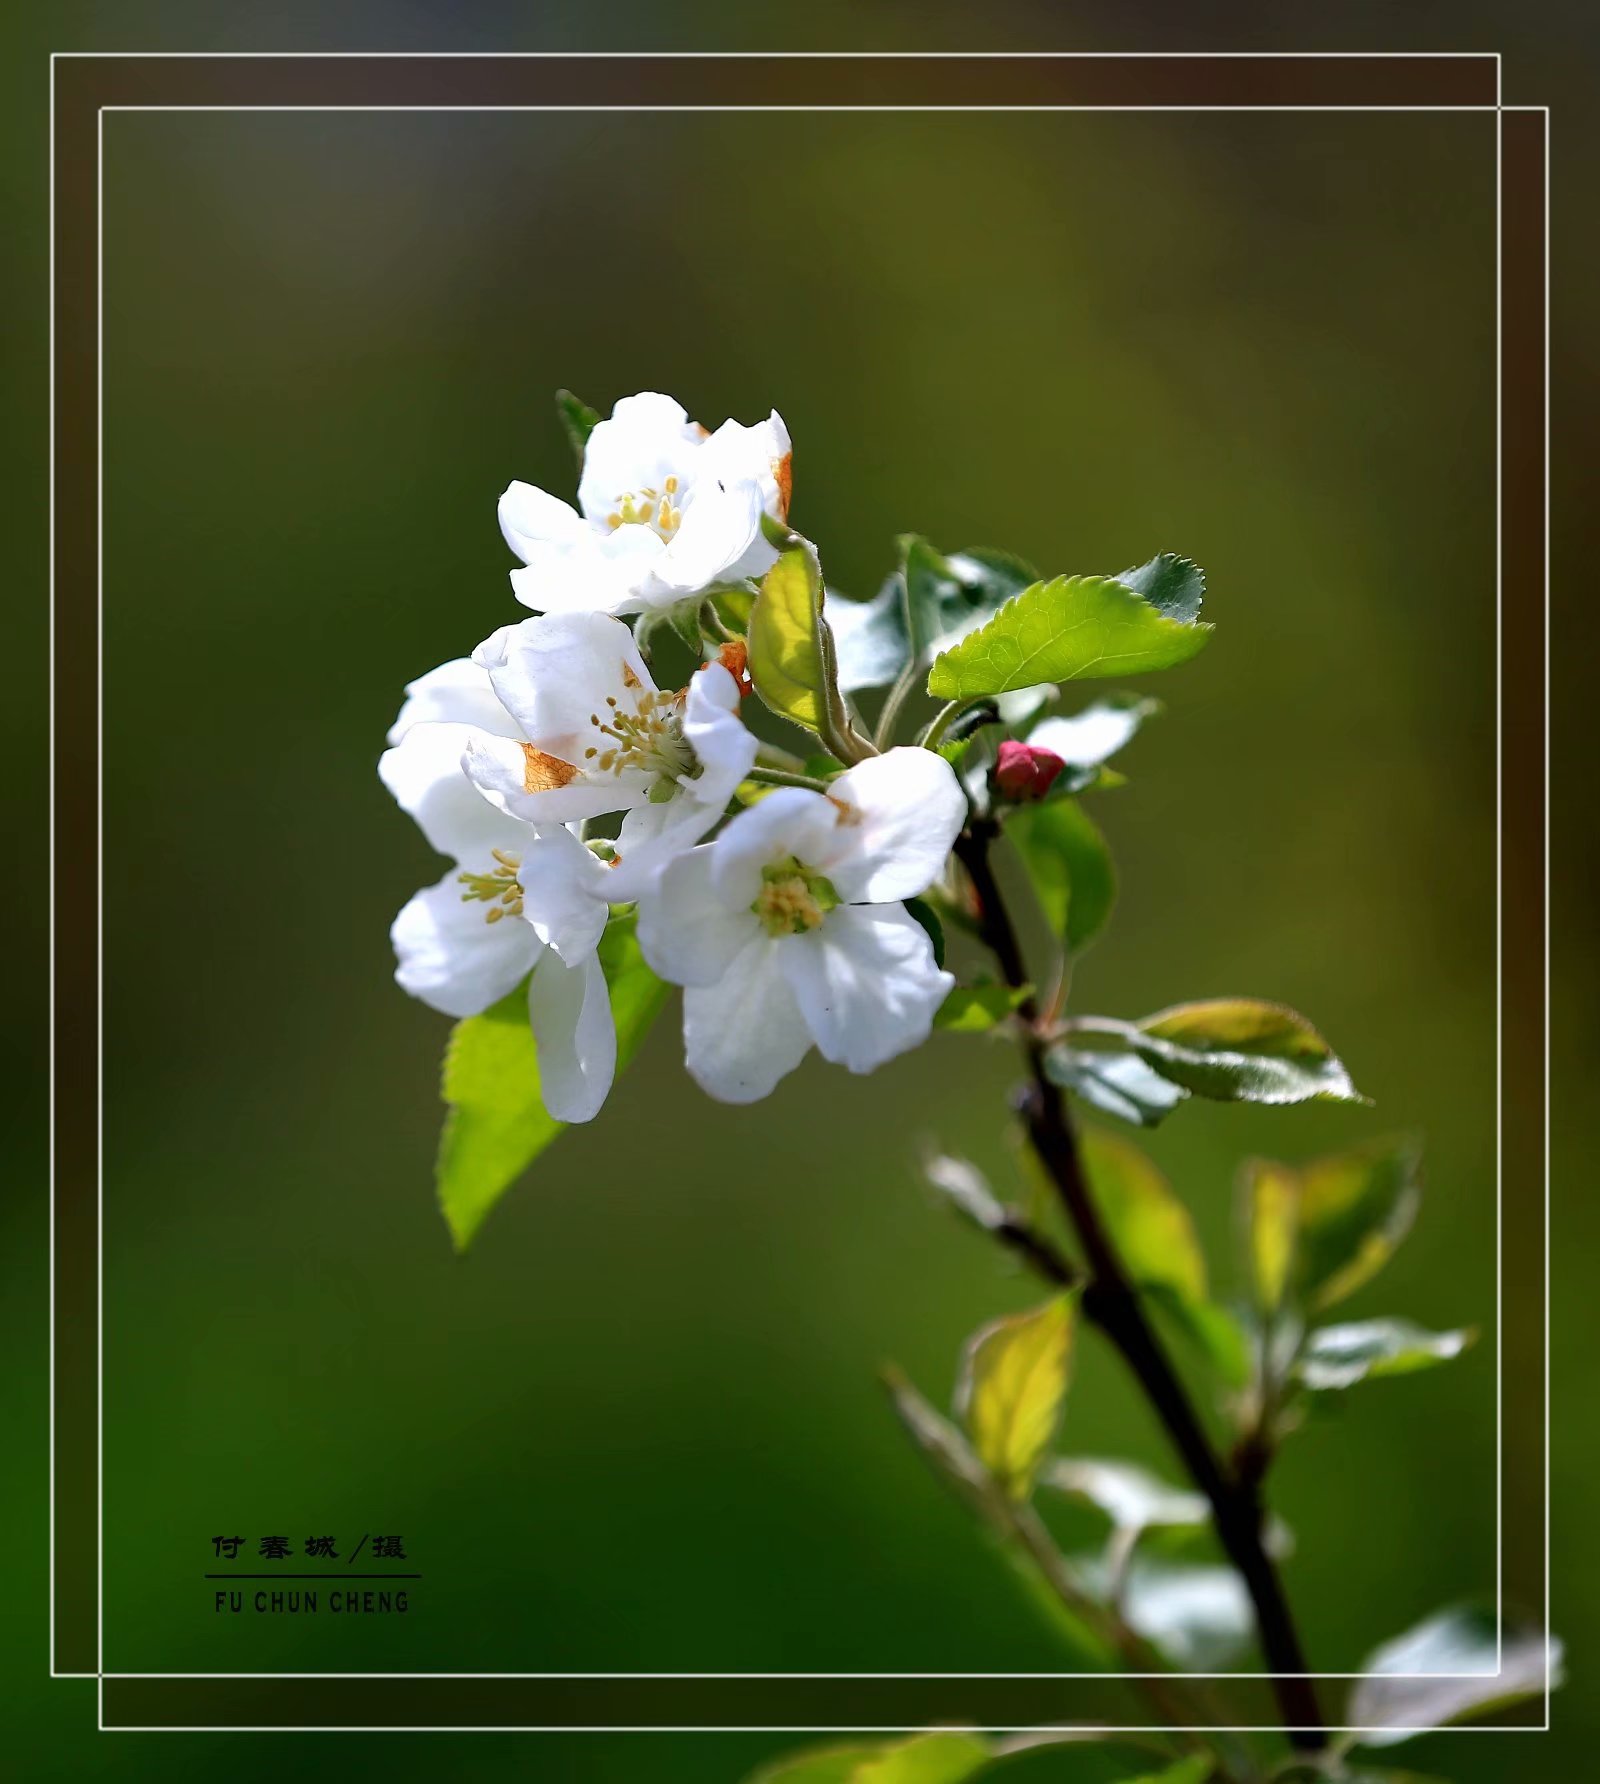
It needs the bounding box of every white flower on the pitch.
[461,611,758,903]
[379,660,616,1123]
[637,749,967,1103]
[499,391,792,616]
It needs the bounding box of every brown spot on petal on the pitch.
[774,451,793,519]
[521,744,578,793]
[620,661,642,689]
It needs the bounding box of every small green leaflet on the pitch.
[1009,797,1115,954]
[748,542,830,731]
[1295,1318,1474,1391]
[934,982,1031,1032]
[1133,998,1363,1107]
[435,916,669,1251]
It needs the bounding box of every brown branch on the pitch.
[954,819,1327,1752]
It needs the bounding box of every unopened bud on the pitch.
[993,740,1066,803]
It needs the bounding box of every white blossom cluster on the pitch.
[380,392,967,1116]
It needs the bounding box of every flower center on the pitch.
[752,856,840,937]
[458,848,524,924]
[605,474,683,540]
[584,686,696,799]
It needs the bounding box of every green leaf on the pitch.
[1144,1287,1253,1389]
[927,573,1212,700]
[1296,1318,1474,1391]
[829,540,1037,694]
[1109,1558,1252,1669]
[1044,1048,1190,1128]
[1010,798,1115,954]
[749,541,830,731]
[1132,998,1363,1107]
[1243,1136,1422,1313]
[555,389,600,464]
[1078,1127,1207,1302]
[746,1748,884,1784]
[957,1296,1077,1501]
[1116,552,1205,625]
[1349,1606,1561,1746]
[882,1366,1000,1520]
[935,982,1031,1032]
[436,917,669,1251]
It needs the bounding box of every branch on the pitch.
[953,818,1327,1752]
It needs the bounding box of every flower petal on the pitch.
[682,661,758,811]
[518,826,611,962]
[498,481,590,563]
[682,936,812,1103]
[508,524,664,617]
[577,391,701,526]
[605,798,719,905]
[707,787,842,908]
[476,611,652,760]
[387,658,519,746]
[821,748,968,904]
[638,844,760,986]
[778,903,953,1074]
[460,731,622,826]
[527,949,616,1124]
[391,867,543,1018]
[379,721,532,861]
[650,475,764,596]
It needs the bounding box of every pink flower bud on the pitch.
[993,740,1066,803]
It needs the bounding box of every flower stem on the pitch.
[873,660,923,750]
[746,765,833,793]
[952,817,1328,1753]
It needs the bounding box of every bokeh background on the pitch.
[5,5,1594,1781]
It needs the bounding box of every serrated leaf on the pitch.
[1133,999,1362,1107]
[555,389,600,464]
[436,916,669,1251]
[1010,798,1115,954]
[935,982,1032,1032]
[1296,1318,1474,1391]
[1078,1127,1207,1302]
[1244,1136,1422,1313]
[1044,1048,1190,1128]
[957,1297,1076,1501]
[1116,552,1206,624]
[1350,1607,1560,1746]
[927,574,1212,700]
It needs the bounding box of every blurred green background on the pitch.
[6,6,1593,1781]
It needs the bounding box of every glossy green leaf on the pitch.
[1132,999,1362,1107]
[1044,1048,1190,1128]
[555,388,600,463]
[749,541,830,731]
[1296,1318,1474,1391]
[1350,1606,1561,1746]
[436,917,669,1251]
[1010,798,1115,954]
[935,982,1032,1032]
[1116,552,1205,624]
[1244,1136,1422,1313]
[927,574,1212,699]
[957,1296,1077,1501]
[1078,1127,1207,1302]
